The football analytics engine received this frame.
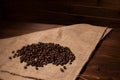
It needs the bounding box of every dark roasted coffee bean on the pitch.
[20,60,24,63]
[36,67,39,70]
[12,51,15,54]
[9,57,12,59]
[13,55,16,58]
[63,66,67,69]
[69,62,72,65]
[24,66,27,69]
[60,68,64,72]
[10,42,76,72]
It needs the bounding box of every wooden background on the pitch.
[0,0,120,28]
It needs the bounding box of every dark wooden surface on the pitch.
[1,0,120,28]
[0,22,120,80]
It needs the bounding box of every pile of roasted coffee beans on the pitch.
[9,42,75,72]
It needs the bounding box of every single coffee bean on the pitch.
[12,51,15,54]
[9,57,12,59]
[13,55,16,58]
[69,62,72,65]
[63,66,67,69]
[24,66,27,69]
[60,68,64,72]
[36,67,39,70]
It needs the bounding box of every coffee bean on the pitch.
[60,68,64,72]
[63,66,67,69]
[36,67,39,70]
[9,42,76,72]
[12,51,15,54]
[24,66,27,69]
[69,62,72,65]
[9,57,12,59]
[13,55,16,58]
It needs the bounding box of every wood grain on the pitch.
[1,0,120,28]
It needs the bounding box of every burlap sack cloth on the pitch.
[0,24,111,80]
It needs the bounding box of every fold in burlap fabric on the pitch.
[0,24,111,80]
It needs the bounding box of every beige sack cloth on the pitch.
[0,24,111,80]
